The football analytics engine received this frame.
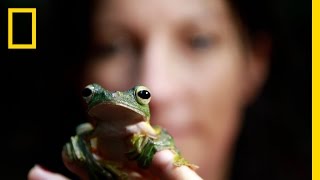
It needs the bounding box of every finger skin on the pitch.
[29,150,202,180]
[28,165,70,180]
[151,150,203,180]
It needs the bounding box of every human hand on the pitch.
[28,150,202,180]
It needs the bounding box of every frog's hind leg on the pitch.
[63,134,117,180]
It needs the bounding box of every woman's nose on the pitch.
[137,34,177,104]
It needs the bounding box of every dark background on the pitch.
[0,0,311,179]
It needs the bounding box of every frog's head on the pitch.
[81,83,151,124]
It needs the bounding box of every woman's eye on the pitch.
[93,44,115,57]
[93,36,139,58]
[189,35,214,50]
[94,41,125,57]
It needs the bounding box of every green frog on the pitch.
[62,83,198,179]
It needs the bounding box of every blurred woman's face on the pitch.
[83,0,268,179]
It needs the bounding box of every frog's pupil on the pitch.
[138,90,150,99]
[82,88,92,97]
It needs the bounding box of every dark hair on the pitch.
[227,0,311,179]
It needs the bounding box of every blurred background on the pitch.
[0,0,310,179]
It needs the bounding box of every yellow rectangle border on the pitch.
[8,8,36,49]
[313,0,318,179]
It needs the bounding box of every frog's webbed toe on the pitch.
[76,122,94,135]
[172,153,199,170]
[62,136,92,179]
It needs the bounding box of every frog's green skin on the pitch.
[63,83,197,180]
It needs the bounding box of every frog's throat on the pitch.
[88,102,157,137]
[115,102,149,122]
[88,102,149,122]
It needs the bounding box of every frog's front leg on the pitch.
[131,134,150,153]
[153,127,199,170]
[172,151,199,170]
[126,133,157,168]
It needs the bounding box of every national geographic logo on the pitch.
[8,8,36,49]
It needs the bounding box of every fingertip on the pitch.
[28,164,69,180]
[151,150,175,173]
[28,165,42,180]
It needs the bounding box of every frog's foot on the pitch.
[62,143,90,180]
[172,153,199,170]
[76,122,94,135]
[63,135,117,180]
[126,134,157,168]
[63,135,87,163]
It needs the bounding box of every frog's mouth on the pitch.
[88,102,147,125]
[87,102,157,137]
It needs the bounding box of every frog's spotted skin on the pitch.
[63,84,198,179]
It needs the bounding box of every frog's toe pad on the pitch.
[76,123,94,135]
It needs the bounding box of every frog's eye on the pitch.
[82,85,95,103]
[135,86,151,105]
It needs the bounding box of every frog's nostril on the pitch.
[82,88,93,97]
[112,91,122,98]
